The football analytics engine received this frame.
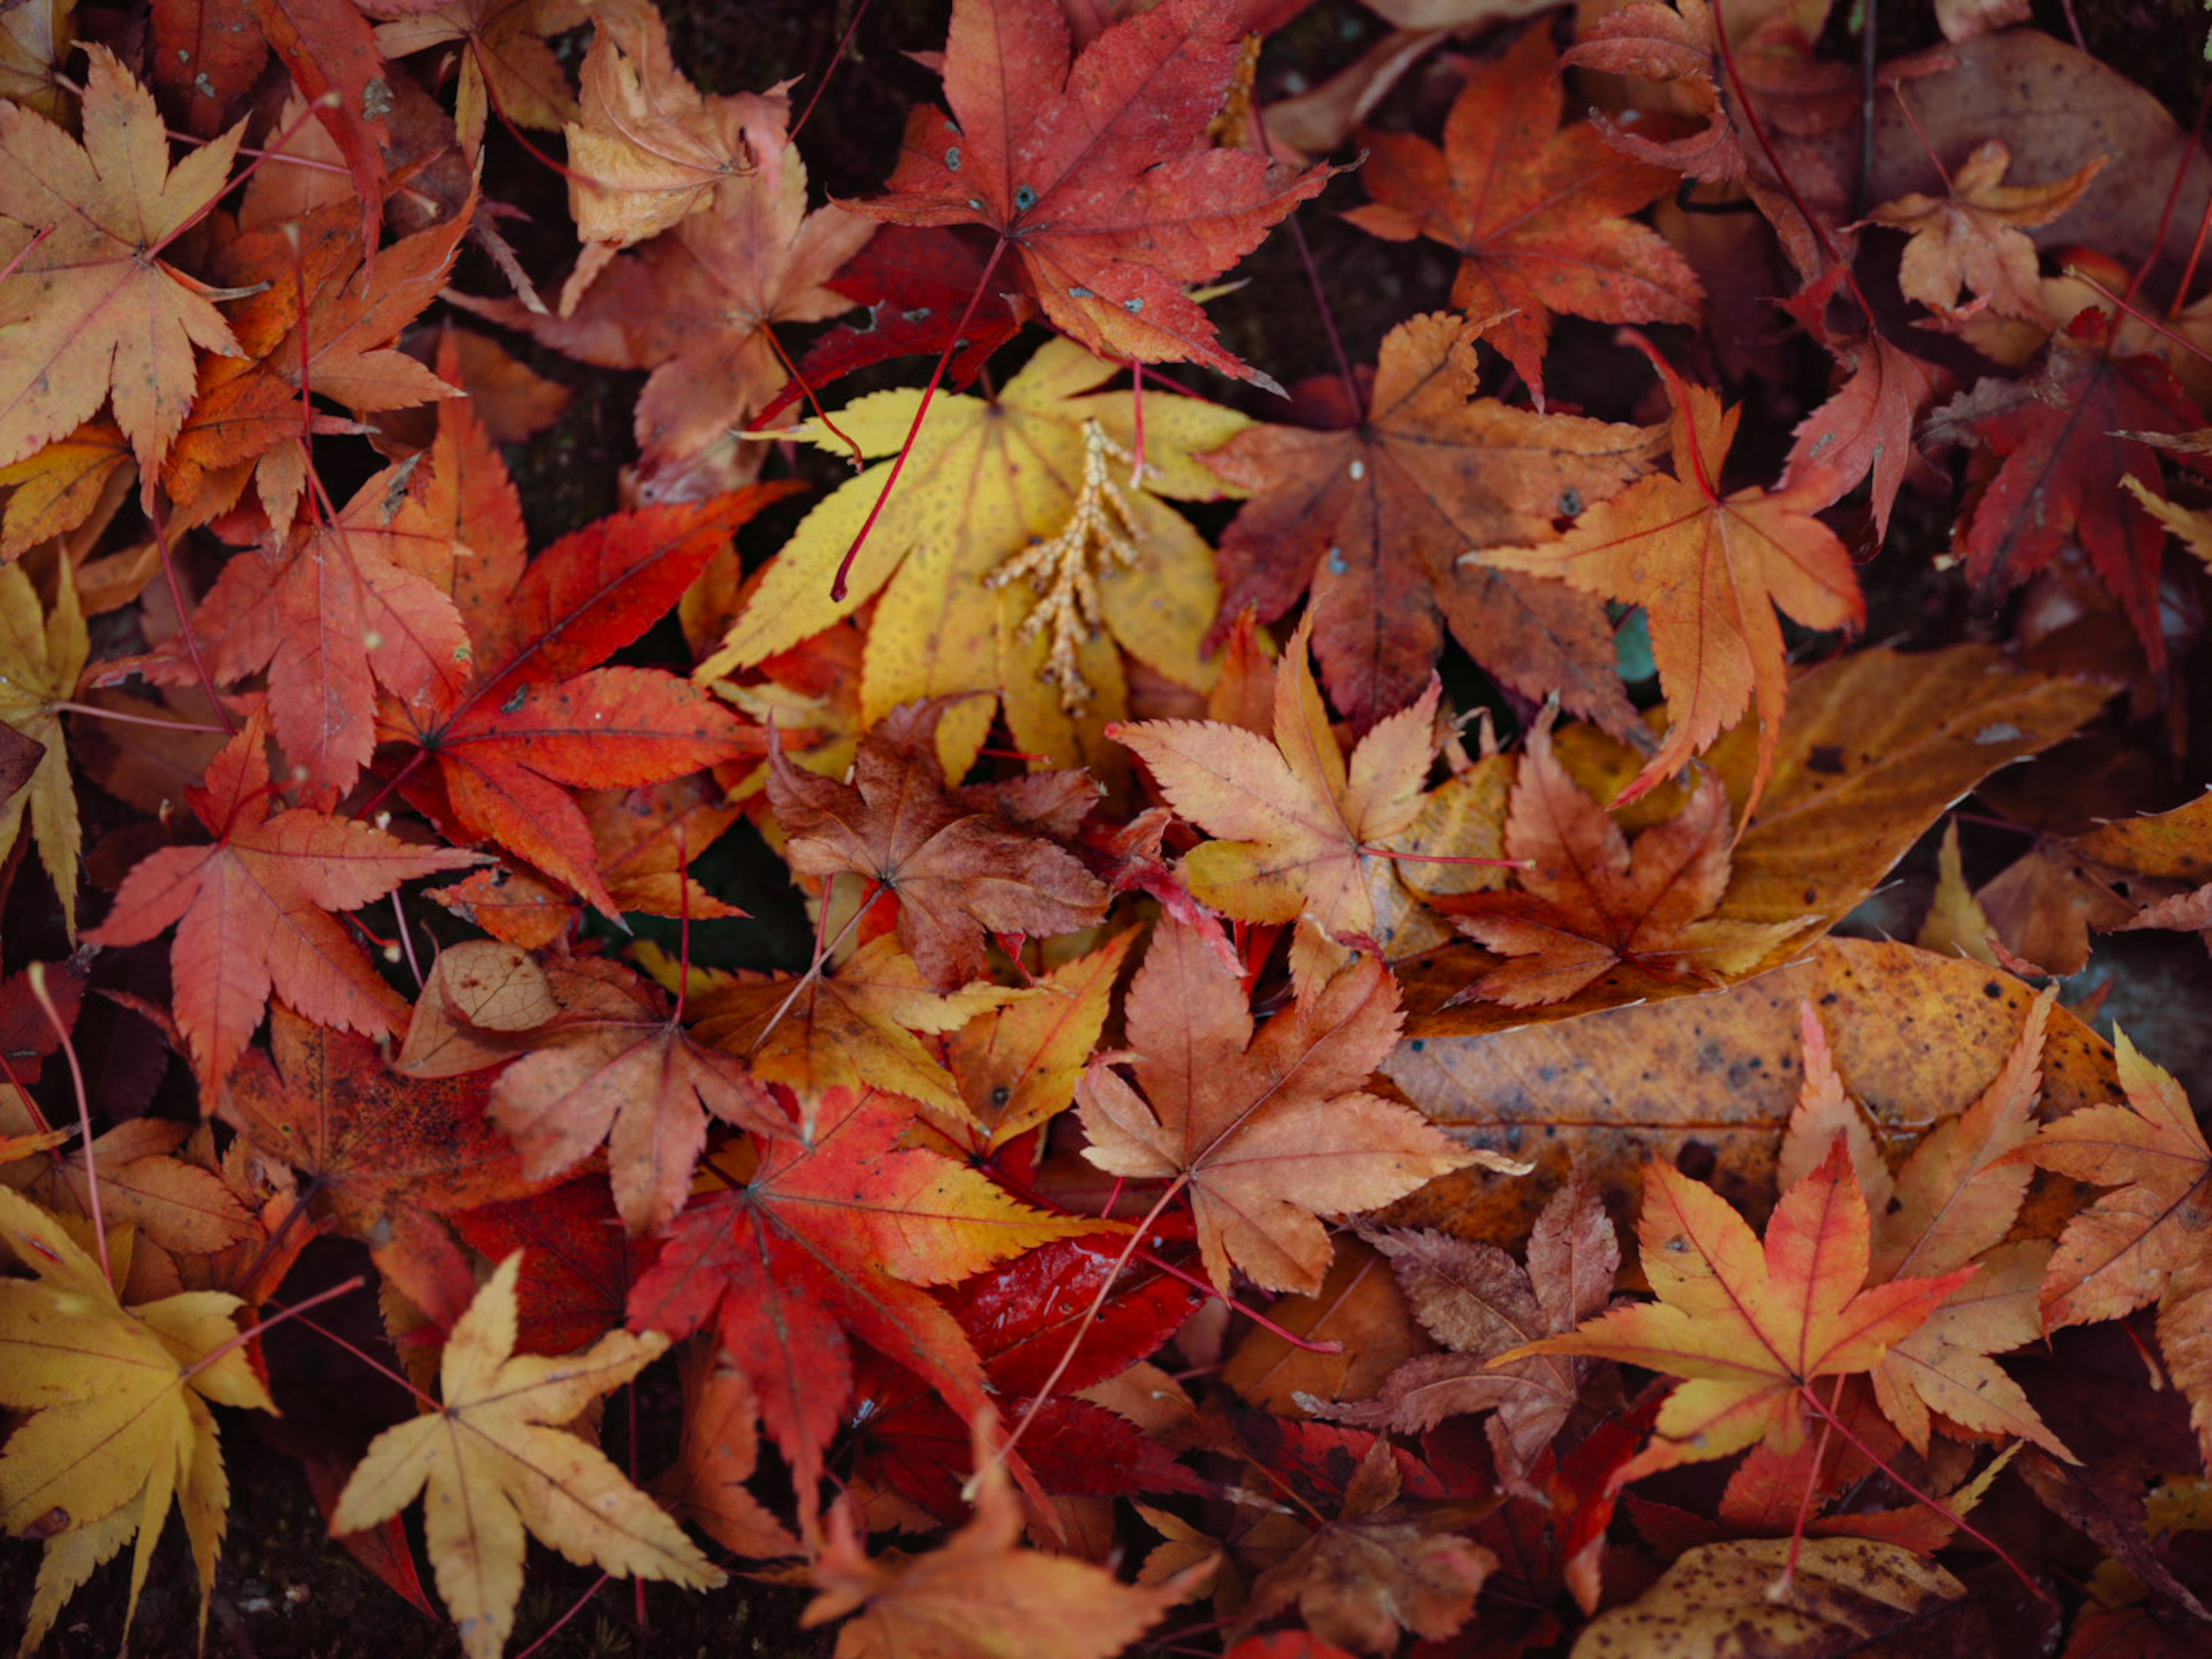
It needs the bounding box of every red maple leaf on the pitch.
[626,1086,1108,1513]
[1928,308,2204,673]
[86,714,479,1093]
[379,482,797,914]
[858,0,1333,383]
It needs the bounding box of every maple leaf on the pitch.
[804,1438,1201,1659]
[0,45,244,475]
[942,928,1135,1152]
[766,228,1031,422]
[684,934,1032,1125]
[766,698,1109,993]
[180,460,472,798]
[446,1173,660,1358]
[164,204,469,532]
[627,1086,1107,1509]
[331,1252,724,1659]
[1304,1176,1620,1479]
[2020,1032,2212,1461]
[1865,140,2106,321]
[1238,1437,1495,1655]
[0,421,134,559]
[1558,0,1740,185]
[1075,916,1479,1296]
[219,1003,546,1312]
[0,560,86,933]
[1778,994,2074,1459]
[654,1340,800,1560]
[1444,708,1801,1007]
[1927,308,2203,673]
[698,338,1248,774]
[1108,615,1449,956]
[380,487,787,914]
[0,1185,275,1655]
[361,0,585,151]
[1506,1141,1975,1487]
[1471,334,1863,814]
[846,1229,1206,1520]
[487,957,784,1236]
[858,0,1332,381]
[472,108,869,502]
[1343,31,1700,408]
[562,0,789,251]
[85,717,479,1093]
[1200,312,1661,733]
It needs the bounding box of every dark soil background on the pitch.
[6,0,2210,1651]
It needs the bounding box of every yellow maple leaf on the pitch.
[695,338,1248,778]
[0,1185,275,1656]
[331,1252,722,1659]
[0,559,86,934]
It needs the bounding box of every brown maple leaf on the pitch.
[85,716,480,1093]
[0,46,244,475]
[362,0,586,151]
[218,1002,546,1312]
[1470,335,1863,816]
[1200,312,1660,733]
[1343,30,1700,408]
[562,0,789,252]
[1304,1176,1620,1480]
[1075,916,1482,1296]
[1238,1438,1495,1655]
[488,957,784,1236]
[1444,709,1798,1007]
[766,699,1109,993]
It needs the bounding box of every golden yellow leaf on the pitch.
[0,560,86,934]
[0,1185,274,1656]
[329,1252,722,1659]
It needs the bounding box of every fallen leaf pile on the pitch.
[5,0,2212,1652]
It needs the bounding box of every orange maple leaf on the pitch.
[1505,1141,1974,1487]
[1075,916,1479,1296]
[1445,707,1798,1007]
[804,1431,1200,1659]
[1344,30,1700,408]
[1865,139,2106,321]
[1108,616,1445,955]
[86,716,479,1093]
[1470,335,1863,815]
[2019,1032,2212,1461]
[0,46,244,475]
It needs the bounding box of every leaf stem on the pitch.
[28,961,103,1286]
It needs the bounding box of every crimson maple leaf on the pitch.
[88,715,479,1093]
[1928,308,2205,673]
[627,1086,1106,1512]
[859,0,1333,382]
